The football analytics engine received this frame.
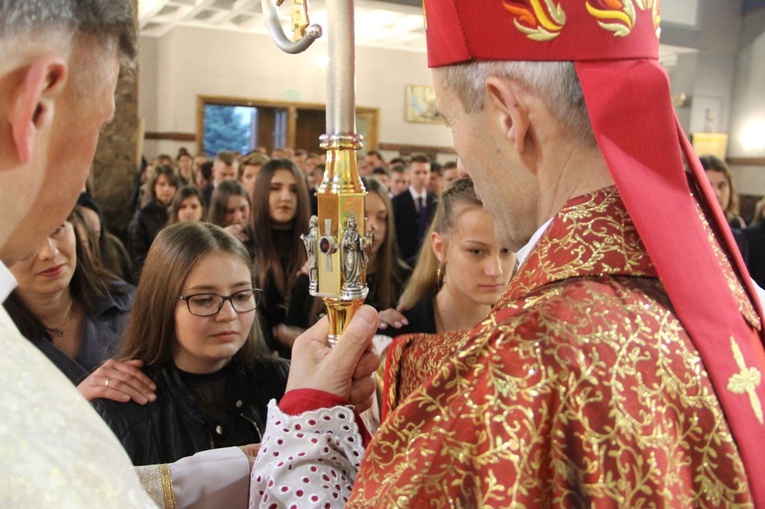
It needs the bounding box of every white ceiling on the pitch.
[138,0,698,64]
[139,0,427,52]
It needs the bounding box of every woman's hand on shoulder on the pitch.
[377,305,408,330]
[78,358,157,404]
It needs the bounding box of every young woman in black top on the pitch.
[92,222,288,465]
[250,159,310,358]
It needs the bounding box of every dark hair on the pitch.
[0,0,137,65]
[700,154,739,216]
[250,159,310,303]
[216,150,237,166]
[408,152,431,166]
[372,166,390,178]
[4,209,128,342]
[208,180,250,227]
[390,164,406,175]
[119,222,267,365]
[362,177,409,308]
[442,161,458,170]
[199,161,214,181]
[148,165,180,201]
[76,192,106,258]
[168,185,205,226]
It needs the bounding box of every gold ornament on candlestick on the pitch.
[263,0,372,346]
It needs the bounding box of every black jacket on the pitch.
[392,190,436,264]
[128,199,168,277]
[92,356,289,466]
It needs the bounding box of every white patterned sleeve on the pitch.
[249,400,365,508]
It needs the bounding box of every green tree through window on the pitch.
[203,105,251,155]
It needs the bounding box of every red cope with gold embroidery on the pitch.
[354,188,753,507]
[422,1,765,503]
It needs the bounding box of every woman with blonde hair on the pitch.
[92,222,288,465]
[379,178,516,335]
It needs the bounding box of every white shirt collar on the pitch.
[408,186,427,201]
[0,260,18,303]
[516,218,553,268]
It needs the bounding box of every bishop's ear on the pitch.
[485,76,531,154]
[10,55,68,164]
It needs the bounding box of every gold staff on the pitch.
[262,0,372,346]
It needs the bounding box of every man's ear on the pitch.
[485,76,531,154]
[10,56,68,164]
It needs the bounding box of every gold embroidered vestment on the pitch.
[352,187,752,507]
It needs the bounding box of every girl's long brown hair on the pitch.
[249,159,310,305]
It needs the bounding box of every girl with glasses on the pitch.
[92,222,288,466]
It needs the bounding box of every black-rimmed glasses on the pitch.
[178,288,262,317]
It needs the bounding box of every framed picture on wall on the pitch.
[405,85,441,124]
[690,132,729,160]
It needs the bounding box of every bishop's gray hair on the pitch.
[437,60,596,147]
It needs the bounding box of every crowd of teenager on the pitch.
[9,132,747,471]
[3,143,521,464]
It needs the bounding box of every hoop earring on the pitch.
[437,262,446,288]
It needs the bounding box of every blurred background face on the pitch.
[223,195,250,227]
[304,157,318,176]
[408,162,431,193]
[364,191,387,254]
[436,206,515,307]
[373,173,391,192]
[269,169,298,224]
[428,173,442,195]
[442,168,459,186]
[10,222,77,296]
[705,170,731,211]
[240,164,260,196]
[177,196,204,222]
[213,160,237,185]
[154,175,177,206]
[391,172,408,195]
[80,208,102,243]
[177,155,193,178]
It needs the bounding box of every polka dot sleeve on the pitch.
[249,400,365,508]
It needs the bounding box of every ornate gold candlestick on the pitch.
[303,134,373,345]
[264,0,371,346]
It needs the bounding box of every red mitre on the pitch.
[424,0,765,504]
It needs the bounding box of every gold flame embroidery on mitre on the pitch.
[502,0,566,41]
[586,0,661,38]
